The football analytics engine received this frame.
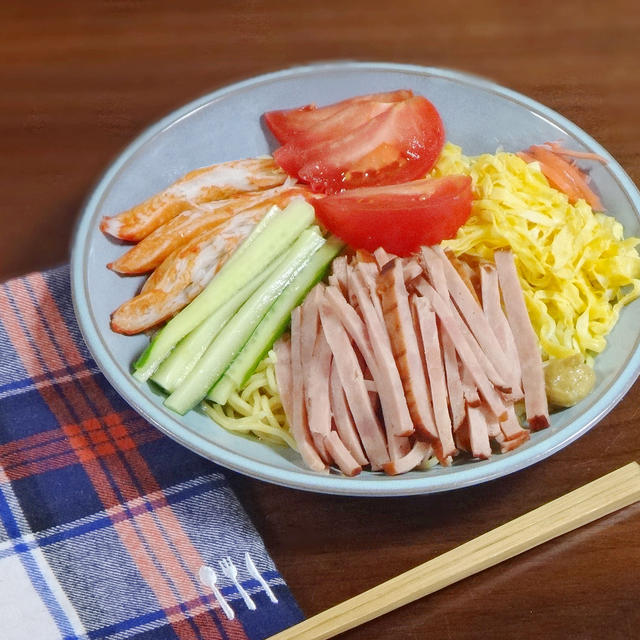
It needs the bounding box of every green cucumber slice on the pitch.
[164,226,325,414]
[133,198,314,381]
[207,237,344,405]
[150,250,285,392]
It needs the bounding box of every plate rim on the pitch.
[70,60,640,496]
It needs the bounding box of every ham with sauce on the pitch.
[100,156,288,241]
[108,185,308,274]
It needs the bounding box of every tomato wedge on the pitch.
[313,176,473,256]
[264,89,413,144]
[284,96,445,193]
[273,100,397,176]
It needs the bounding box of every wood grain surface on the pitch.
[2,1,639,638]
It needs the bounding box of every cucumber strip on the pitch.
[133,198,314,381]
[207,237,344,405]
[150,251,286,392]
[164,227,326,415]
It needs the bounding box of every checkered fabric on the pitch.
[0,265,303,640]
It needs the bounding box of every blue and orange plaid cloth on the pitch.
[0,265,303,639]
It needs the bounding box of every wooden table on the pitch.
[2,2,639,638]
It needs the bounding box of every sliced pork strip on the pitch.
[495,429,530,453]
[442,330,466,431]
[421,246,449,296]
[484,406,501,438]
[382,441,432,476]
[289,307,327,472]
[412,297,457,458]
[378,258,438,443]
[349,271,414,439]
[480,264,523,399]
[109,186,307,274]
[466,405,492,460]
[420,282,508,421]
[100,156,288,241]
[454,418,471,453]
[273,335,294,423]
[319,304,390,468]
[500,403,528,441]
[323,432,362,477]
[323,285,377,366]
[354,249,377,264]
[373,247,395,270]
[329,360,368,466]
[329,255,349,297]
[110,205,266,334]
[446,250,482,304]
[304,325,333,461]
[413,275,511,394]
[494,250,550,431]
[355,262,385,323]
[429,246,513,388]
[460,362,481,407]
[300,285,324,367]
[403,258,423,284]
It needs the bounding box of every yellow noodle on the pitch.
[203,350,297,449]
[433,143,640,361]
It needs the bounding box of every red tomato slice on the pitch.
[264,89,413,144]
[313,176,473,256]
[289,96,445,193]
[273,100,397,176]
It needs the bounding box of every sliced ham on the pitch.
[373,247,395,270]
[323,285,377,368]
[460,363,481,407]
[500,404,529,441]
[421,246,449,297]
[348,272,414,440]
[300,285,323,367]
[466,405,492,460]
[413,273,511,395]
[355,262,385,323]
[304,326,333,461]
[289,307,327,472]
[412,296,456,458]
[323,432,362,477]
[273,335,294,422]
[382,441,432,476]
[442,330,466,431]
[329,360,369,466]
[495,429,530,452]
[328,255,349,297]
[403,258,423,284]
[494,250,550,431]
[480,264,523,399]
[429,246,513,390]
[319,303,390,468]
[418,281,508,422]
[324,282,410,460]
[377,258,438,442]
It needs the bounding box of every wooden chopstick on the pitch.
[267,462,640,640]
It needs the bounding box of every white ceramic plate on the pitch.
[71,62,640,496]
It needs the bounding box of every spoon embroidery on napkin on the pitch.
[199,552,279,619]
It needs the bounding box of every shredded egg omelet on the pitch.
[433,143,640,362]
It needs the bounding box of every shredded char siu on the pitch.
[276,246,549,476]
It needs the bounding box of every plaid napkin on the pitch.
[0,265,303,640]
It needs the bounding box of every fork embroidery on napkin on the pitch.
[0,265,303,640]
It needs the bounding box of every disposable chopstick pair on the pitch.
[267,461,640,640]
